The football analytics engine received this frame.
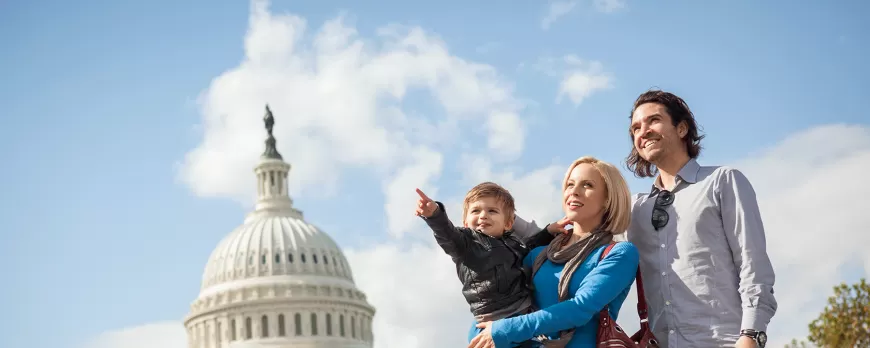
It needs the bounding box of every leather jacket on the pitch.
[422,202,555,317]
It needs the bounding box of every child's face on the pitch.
[463,196,512,238]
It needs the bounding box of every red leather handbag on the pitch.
[596,243,660,348]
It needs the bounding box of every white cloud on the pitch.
[541,1,577,30]
[533,55,613,107]
[557,71,612,106]
[383,146,444,239]
[178,0,526,208]
[486,110,525,161]
[541,0,622,29]
[594,0,626,13]
[555,56,613,106]
[81,321,187,348]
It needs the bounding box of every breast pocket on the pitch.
[459,264,479,285]
[494,264,514,294]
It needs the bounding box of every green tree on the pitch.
[783,338,811,348]
[807,278,870,347]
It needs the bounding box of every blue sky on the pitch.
[1,1,868,347]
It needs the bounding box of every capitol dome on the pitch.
[184,106,375,348]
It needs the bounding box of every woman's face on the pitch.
[562,163,608,227]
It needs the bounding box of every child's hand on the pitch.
[415,188,439,218]
[547,216,573,235]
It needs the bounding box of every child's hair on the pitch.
[462,182,516,226]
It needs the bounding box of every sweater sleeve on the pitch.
[490,242,640,347]
[511,215,546,239]
[520,228,556,250]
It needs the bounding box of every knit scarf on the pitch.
[531,229,613,348]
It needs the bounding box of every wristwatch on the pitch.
[740,329,767,348]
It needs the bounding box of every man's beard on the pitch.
[643,147,664,163]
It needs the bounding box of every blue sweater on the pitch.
[487,242,639,348]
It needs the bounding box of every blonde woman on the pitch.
[469,156,639,348]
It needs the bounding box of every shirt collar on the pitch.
[649,158,701,196]
[677,158,701,183]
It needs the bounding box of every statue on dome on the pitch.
[261,104,283,160]
[264,104,275,136]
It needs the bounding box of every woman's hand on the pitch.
[547,216,573,235]
[468,321,495,348]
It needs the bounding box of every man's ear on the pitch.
[677,121,688,138]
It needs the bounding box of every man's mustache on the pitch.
[640,132,661,140]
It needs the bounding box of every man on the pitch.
[625,90,776,347]
[512,90,777,347]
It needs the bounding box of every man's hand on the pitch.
[735,335,758,348]
[414,188,438,218]
[546,216,573,235]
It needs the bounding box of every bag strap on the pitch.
[599,242,650,324]
[635,268,649,324]
[599,242,617,260]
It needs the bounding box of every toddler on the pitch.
[415,182,566,344]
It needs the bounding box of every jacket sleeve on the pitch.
[489,242,640,346]
[421,201,474,259]
[718,168,778,332]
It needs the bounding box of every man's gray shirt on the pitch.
[629,159,777,347]
[512,159,777,347]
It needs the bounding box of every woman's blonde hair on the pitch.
[562,156,632,234]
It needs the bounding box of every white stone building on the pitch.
[184,106,376,348]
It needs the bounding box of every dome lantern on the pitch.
[247,105,302,223]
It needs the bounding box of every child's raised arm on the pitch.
[415,188,473,259]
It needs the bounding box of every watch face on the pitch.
[757,332,767,347]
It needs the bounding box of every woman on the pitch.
[469,156,639,348]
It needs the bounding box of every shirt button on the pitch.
[669,330,675,334]
[665,300,671,305]
[661,272,667,276]
[660,244,665,248]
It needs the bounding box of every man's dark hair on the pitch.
[625,89,705,178]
